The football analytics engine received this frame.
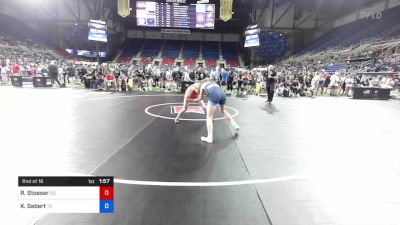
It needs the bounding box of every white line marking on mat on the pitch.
[86,94,183,101]
[145,102,239,121]
[114,175,304,187]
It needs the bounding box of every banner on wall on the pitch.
[220,0,233,22]
[118,0,130,18]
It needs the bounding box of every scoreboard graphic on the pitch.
[18,176,114,213]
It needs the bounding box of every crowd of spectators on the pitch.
[1,31,400,99]
[271,59,399,98]
[0,32,63,85]
[273,39,400,98]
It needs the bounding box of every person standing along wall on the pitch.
[48,61,62,87]
[266,65,277,103]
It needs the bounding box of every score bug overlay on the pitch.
[18,176,114,213]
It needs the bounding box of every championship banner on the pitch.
[220,0,233,22]
[117,0,130,18]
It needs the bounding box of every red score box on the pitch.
[99,186,114,200]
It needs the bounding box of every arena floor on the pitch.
[2,87,400,225]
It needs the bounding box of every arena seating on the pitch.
[226,60,240,67]
[116,39,144,63]
[184,59,196,67]
[343,7,400,46]
[221,42,240,66]
[182,41,200,59]
[221,42,238,58]
[115,39,243,68]
[203,42,219,60]
[162,58,175,66]
[141,57,153,65]
[117,56,132,63]
[141,39,162,57]
[56,50,72,58]
[163,40,180,58]
[325,64,348,74]
[206,60,217,67]
[299,5,400,54]
[389,29,400,37]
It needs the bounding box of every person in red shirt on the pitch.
[105,73,116,91]
[12,63,20,76]
[174,82,207,124]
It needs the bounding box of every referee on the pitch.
[265,65,277,103]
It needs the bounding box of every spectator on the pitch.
[227,71,234,94]
[48,61,62,87]
[265,65,277,103]
[221,69,228,90]
[1,62,9,84]
[66,64,75,85]
[12,62,20,76]
[330,72,340,96]
[105,72,116,91]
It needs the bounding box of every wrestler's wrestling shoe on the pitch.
[201,136,213,144]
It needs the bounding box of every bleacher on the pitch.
[226,60,240,67]
[117,56,132,63]
[141,57,153,65]
[325,64,348,74]
[389,29,400,37]
[206,60,217,67]
[115,39,243,67]
[141,39,162,57]
[203,41,219,60]
[184,59,196,67]
[221,42,240,67]
[299,5,400,54]
[117,39,144,63]
[162,58,175,66]
[163,40,180,58]
[182,41,200,59]
[344,7,400,46]
[56,50,72,58]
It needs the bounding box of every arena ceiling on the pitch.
[287,0,382,19]
[2,0,381,34]
[118,0,384,32]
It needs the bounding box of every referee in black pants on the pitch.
[48,61,62,87]
[265,65,277,103]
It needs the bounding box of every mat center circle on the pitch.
[145,102,239,121]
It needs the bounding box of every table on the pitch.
[353,87,391,100]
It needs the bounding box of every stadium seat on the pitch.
[298,5,400,53]
[184,59,196,66]
[56,50,71,58]
[163,40,181,58]
[141,40,162,57]
[117,39,144,62]
[203,42,219,60]
[140,57,153,65]
[221,42,239,62]
[162,58,175,66]
[206,60,217,67]
[117,56,132,63]
[226,60,240,67]
[182,41,200,59]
